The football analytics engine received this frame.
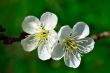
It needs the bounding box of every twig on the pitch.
[91,32,110,41]
[0,25,110,44]
[0,32,28,44]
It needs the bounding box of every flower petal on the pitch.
[64,51,81,68]
[21,35,39,52]
[48,30,58,48]
[77,38,95,54]
[72,22,89,39]
[38,42,51,60]
[38,30,57,60]
[51,43,64,60]
[58,25,73,41]
[40,12,58,30]
[22,16,41,34]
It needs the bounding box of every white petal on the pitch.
[77,38,95,54]
[22,16,41,34]
[48,30,58,49]
[72,22,89,39]
[58,25,73,41]
[64,51,81,68]
[38,42,51,60]
[40,12,58,30]
[51,43,64,60]
[21,35,39,52]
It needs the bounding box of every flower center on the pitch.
[64,38,77,50]
[38,30,49,40]
[34,29,49,41]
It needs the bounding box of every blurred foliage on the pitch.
[0,0,110,73]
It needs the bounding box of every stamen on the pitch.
[64,38,78,50]
[76,40,88,43]
[34,29,49,43]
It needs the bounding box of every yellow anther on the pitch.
[64,38,77,50]
[35,29,49,40]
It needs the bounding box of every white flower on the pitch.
[51,22,95,68]
[21,12,58,60]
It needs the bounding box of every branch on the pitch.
[0,32,28,44]
[0,25,28,44]
[91,32,110,41]
[0,26,110,44]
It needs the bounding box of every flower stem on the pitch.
[0,26,110,44]
[91,32,110,41]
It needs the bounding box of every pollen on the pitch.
[64,38,77,50]
[35,29,49,41]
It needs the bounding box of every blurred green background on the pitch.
[0,0,110,73]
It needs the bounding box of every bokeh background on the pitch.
[0,0,110,73]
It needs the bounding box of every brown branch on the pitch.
[0,32,28,44]
[91,32,110,41]
[0,25,110,44]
